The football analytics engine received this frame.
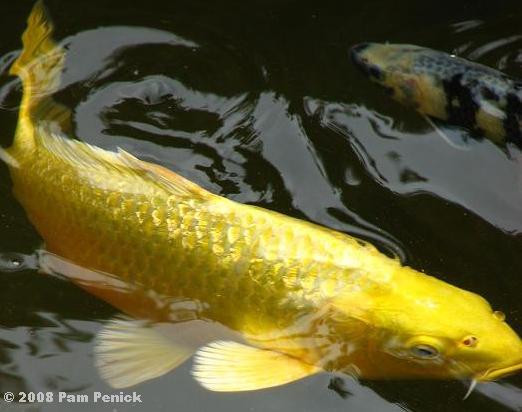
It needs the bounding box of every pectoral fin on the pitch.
[37,251,171,320]
[192,341,321,392]
[0,148,20,168]
[423,115,470,150]
[95,318,193,388]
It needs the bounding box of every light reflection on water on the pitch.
[0,1,522,411]
[315,101,522,234]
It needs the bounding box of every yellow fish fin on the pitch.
[117,148,214,200]
[192,341,321,392]
[35,123,213,200]
[10,1,71,152]
[95,318,194,388]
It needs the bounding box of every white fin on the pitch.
[95,318,193,388]
[423,115,469,151]
[192,341,321,392]
[0,148,20,168]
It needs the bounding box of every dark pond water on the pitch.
[1,0,522,411]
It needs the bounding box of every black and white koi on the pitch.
[351,43,522,146]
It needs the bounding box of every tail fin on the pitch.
[9,0,70,147]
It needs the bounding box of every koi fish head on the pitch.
[350,43,460,119]
[331,265,522,382]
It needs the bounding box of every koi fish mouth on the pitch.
[478,363,522,381]
[350,43,384,80]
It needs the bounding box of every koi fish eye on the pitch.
[410,344,439,359]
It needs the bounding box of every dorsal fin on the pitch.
[117,149,213,198]
[35,122,214,200]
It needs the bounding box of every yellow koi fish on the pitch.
[4,2,522,392]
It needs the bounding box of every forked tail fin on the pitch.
[8,1,70,151]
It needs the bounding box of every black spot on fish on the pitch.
[503,92,522,146]
[328,377,352,399]
[367,66,382,80]
[513,82,522,91]
[481,87,499,102]
[351,43,370,56]
[442,74,479,131]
